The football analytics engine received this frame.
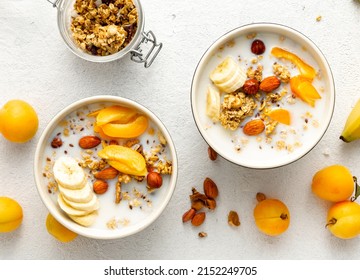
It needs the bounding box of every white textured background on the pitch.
[1,0,360,260]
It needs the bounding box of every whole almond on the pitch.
[203,177,219,199]
[191,212,206,226]
[259,76,281,92]
[94,166,119,180]
[208,146,218,161]
[228,210,240,227]
[182,208,196,223]
[93,180,108,194]
[243,119,265,136]
[79,136,101,149]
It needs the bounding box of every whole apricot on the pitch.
[0,197,23,233]
[0,100,39,143]
[253,198,290,236]
[46,213,77,243]
[326,201,360,239]
[312,165,354,202]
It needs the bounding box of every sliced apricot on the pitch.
[290,75,321,107]
[101,115,148,138]
[98,145,147,176]
[87,109,101,118]
[96,105,138,126]
[271,47,317,80]
[267,108,291,125]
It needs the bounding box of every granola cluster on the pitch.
[71,0,138,56]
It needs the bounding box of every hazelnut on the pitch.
[147,172,163,189]
[51,137,63,148]
[243,78,259,95]
[251,39,266,55]
[93,180,108,194]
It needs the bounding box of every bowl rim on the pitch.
[190,22,336,170]
[34,95,178,239]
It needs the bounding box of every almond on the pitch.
[78,136,101,149]
[208,146,218,161]
[94,166,119,180]
[182,208,196,223]
[259,76,281,92]
[228,210,240,227]
[243,119,265,136]
[203,177,219,199]
[191,212,206,226]
[93,180,108,194]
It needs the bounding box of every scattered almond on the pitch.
[191,212,206,226]
[93,180,108,194]
[79,135,101,149]
[228,210,240,227]
[243,119,265,136]
[94,166,119,180]
[182,208,196,223]
[203,177,219,199]
[208,146,218,161]
[259,76,281,92]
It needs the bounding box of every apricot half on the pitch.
[98,145,147,176]
[101,115,148,139]
[326,201,360,239]
[271,47,317,80]
[253,198,290,236]
[267,108,291,125]
[0,197,23,233]
[290,75,321,107]
[312,165,354,202]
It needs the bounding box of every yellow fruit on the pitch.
[0,100,39,143]
[253,198,290,236]
[96,105,137,126]
[326,201,360,239]
[0,197,23,233]
[312,165,354,202]
[267,108,291,125]
[98,145,147,176]
[46,213,77,243]
[101,115,148,138]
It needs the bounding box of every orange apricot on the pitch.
[267,108,291,125]
[101,115,148,138]
[290,75,321,107]
[96,105,137,126]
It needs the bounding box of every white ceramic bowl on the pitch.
[191,23,335,169]
[34,96,178,239]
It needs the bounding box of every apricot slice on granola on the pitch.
[96,106,138,126]
[267,108,291,125]
[290,75,321,107]
[101,115,148,138]
[98,145,147,176]
[271,47,316,80]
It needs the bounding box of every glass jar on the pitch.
[47,0,162,67]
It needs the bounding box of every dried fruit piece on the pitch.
[267,108,291,125]
[79,136,101,149]
[243,78,259,95]
[191,212,206,226]
[182,208,196,223]
[290,75,321,107]
[271,47,316,80]
[93,180,109,194]
[228,210,240,227]
[251,39,266,55]
[206,198,216,210]
[94,166,119,180]
[243,119,265,136]
[101,115,148,138]
[203,177,219,199]
[259,76,281,92]
[96,105,137,126]
[147,172,163,189]
[98,145,147,176]
[191,200,205,211]
[208,146,218,161]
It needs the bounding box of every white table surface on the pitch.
[1,0,360,260]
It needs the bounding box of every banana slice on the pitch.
[69,211,98,227]
[59,182,94,204]
[58,194,93,217]
[215,66,247,93]
[62,194,99,212]
[206,86,221,121]
[53,156,87,190]
[210,56,239,84]
[210,56,246,93]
